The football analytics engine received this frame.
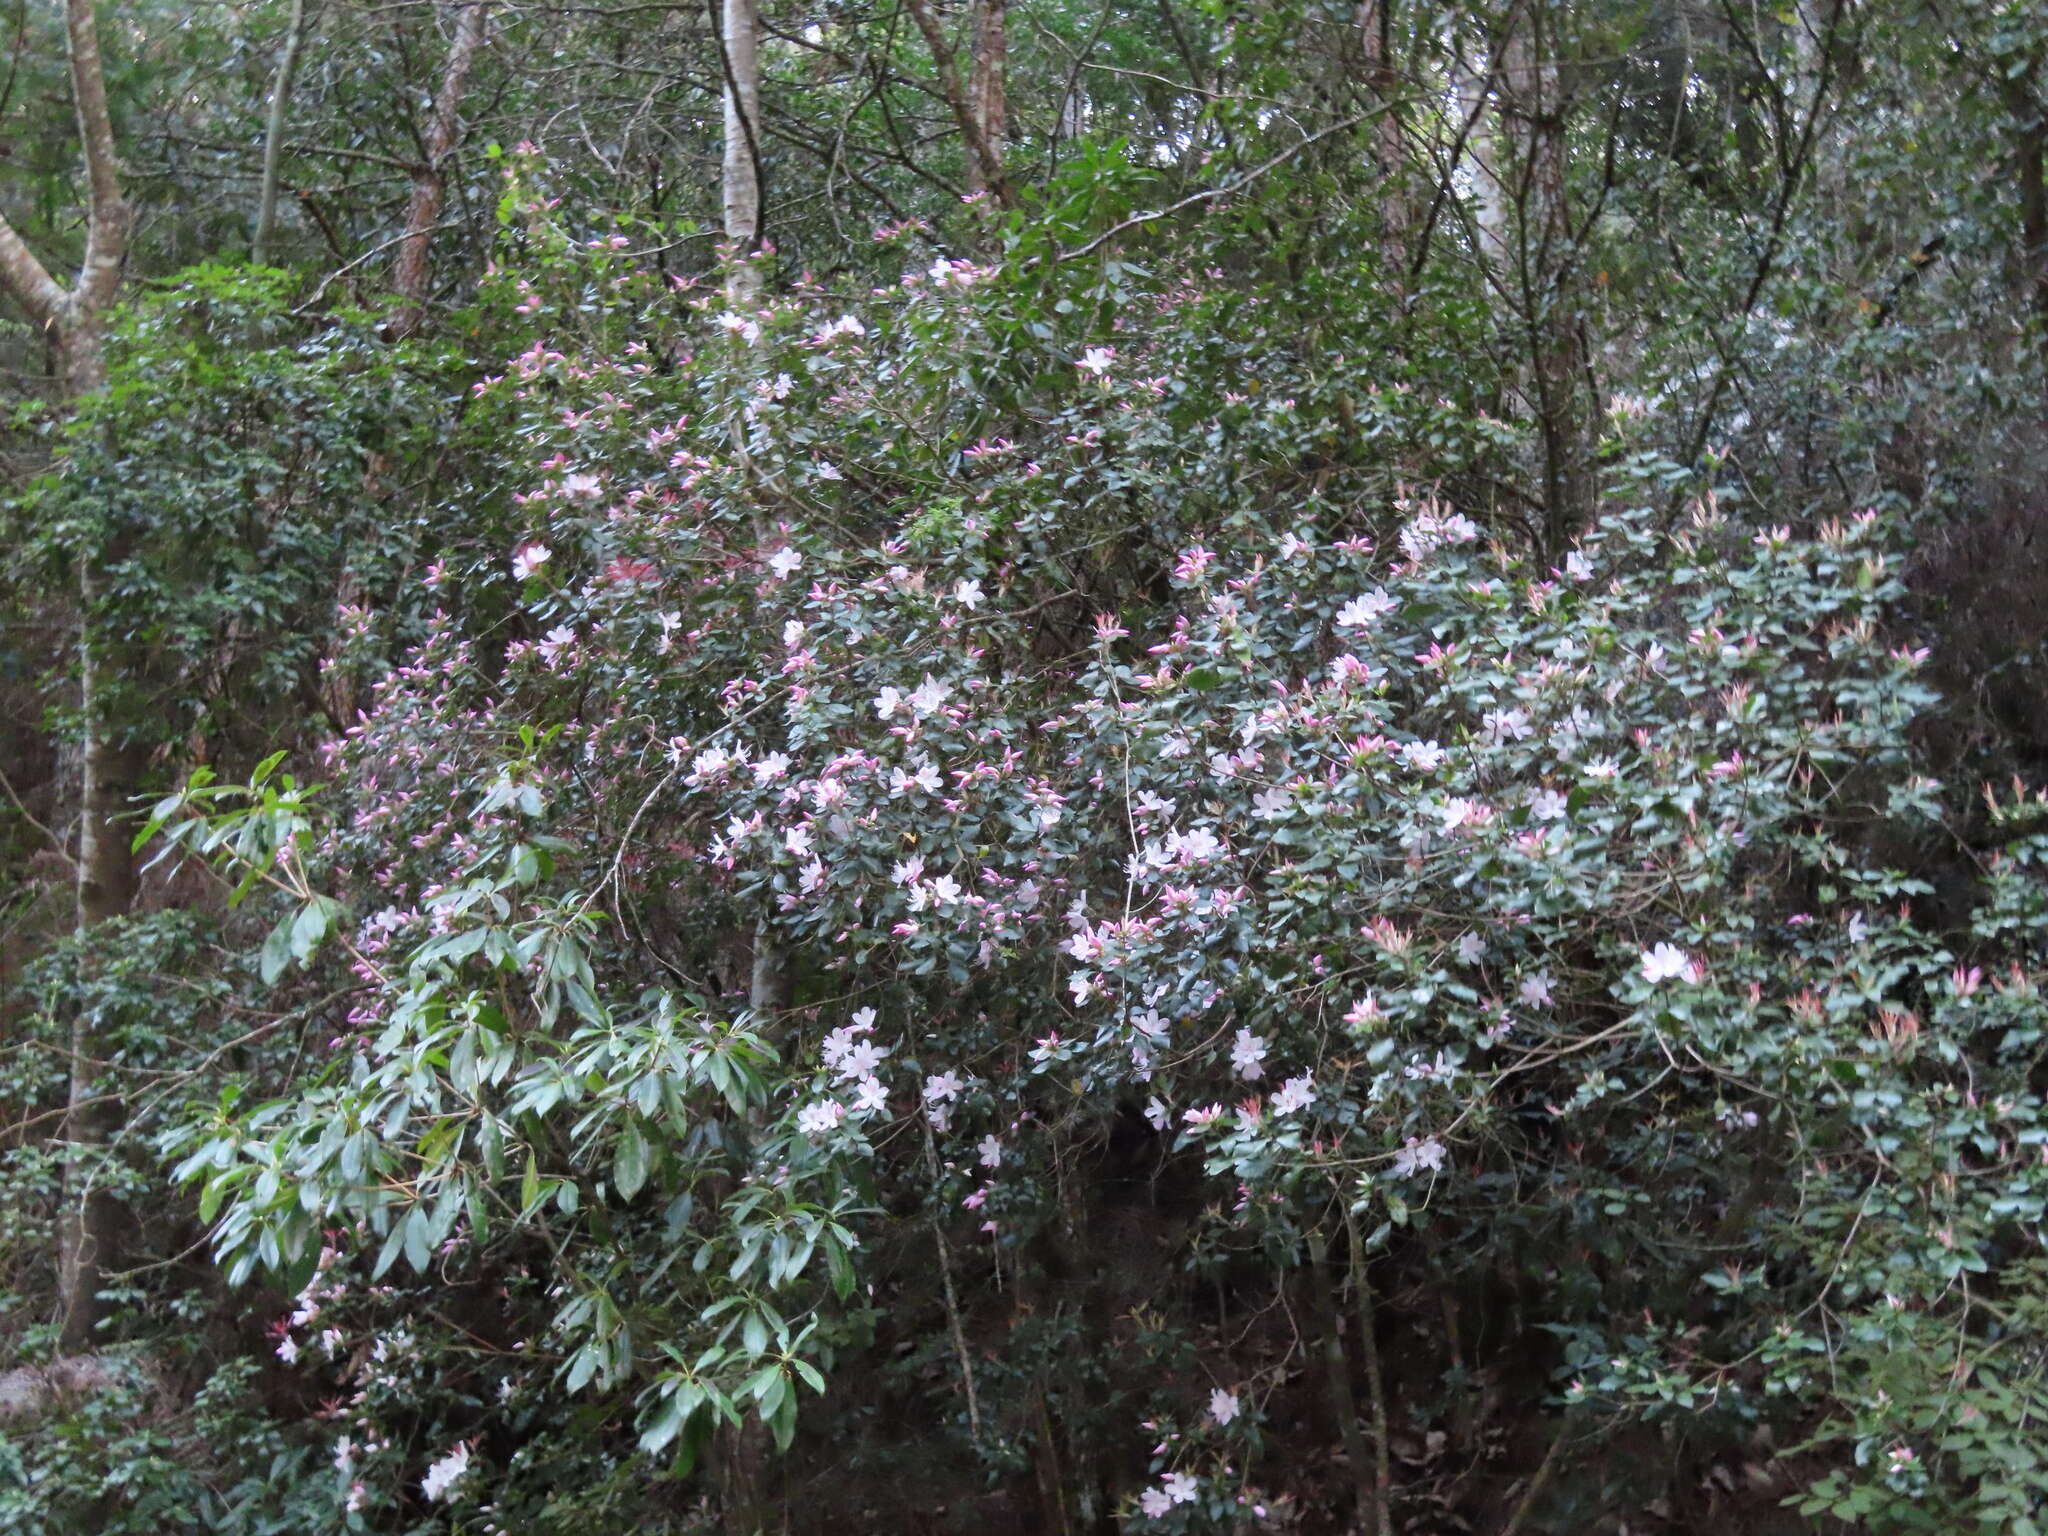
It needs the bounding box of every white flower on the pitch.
[421,1442,472,1503]
[561,471,602,500]
[1401,739,1447,771]
[796,1100,846,1138]
[784,826,813,857]
[715,311,761,343]
[1529,788,1568,820]
[814,459,843,481]
[1230,1028,1269,1081]
[1140,1488,1173,1518]
[1483,706,1533,744]
[925,874,962,906]
[656,611,681,653]
[1564,549,1595,582]
[538,625,576,666]
[1068,970,1095,1004]
[1457,931,1487,963]
[908,673,952,716]
[891,852,925,886]
[753,751,791,784]
[1144,1096,1171,1130]
[874,686,905,720]
[1076,346,1116,376]
[837,1039,887,1081]
[1442,796,1488,831]
[1271,1075,1315,1115]
[511,542,551,581]
[1335,587,1397,629]
[1640,942,1693,984]
[924,1070,965,1104]
[1162,1471,1199,1504]
[1518,972,1554,1008]
[954,578,985,609]
[978,1135,1002,1168]
[851,1075,889,1114]
[276,1334,299,1363]
[1209,1388,1241,1426]
[1390,1136,1448,1177]
[333,1437,357,1475]
[1584,756,1620,780]
[1250,785,1292,820]
[767,547,803,579]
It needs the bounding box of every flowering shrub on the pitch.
[143,190,2048,1529]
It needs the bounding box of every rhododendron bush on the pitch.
[124,206,2048,1533]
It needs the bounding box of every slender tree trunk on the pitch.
[966,0,1007,198]
[57,545,141,1348]
[719,0,763,299]
[391,0,489,334]
[1355,0,1407,267]
[0,0,133,1352]
[251,0,311,267]
[1341,1201,1394,1536]
[1306,1228,1378,1529]
[2000,65,2048,336]
[904,0,1012,205]
[1484,1,1591,551]
[717,917,789,1530]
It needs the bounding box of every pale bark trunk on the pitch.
[1455,47,1508,268]
[720,0,763,287]
[391,0,489,333]
[251,0,311,267]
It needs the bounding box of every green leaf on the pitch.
[614,1120,649,1201]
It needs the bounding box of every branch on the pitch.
[1053,110,1374,263]
[0,216,68,332]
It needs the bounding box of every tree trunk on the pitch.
[251,0,311,267]
[1306,1228,1378,1530]
[391,0,489,333]
[719,0,763,297]
[1354,0,1407,268]
[904,0,1012,206]
[966,0,1007,198]
[56,589,141,1347]
[0,0,134,1351]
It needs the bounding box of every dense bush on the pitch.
[104,209,2048,1532]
